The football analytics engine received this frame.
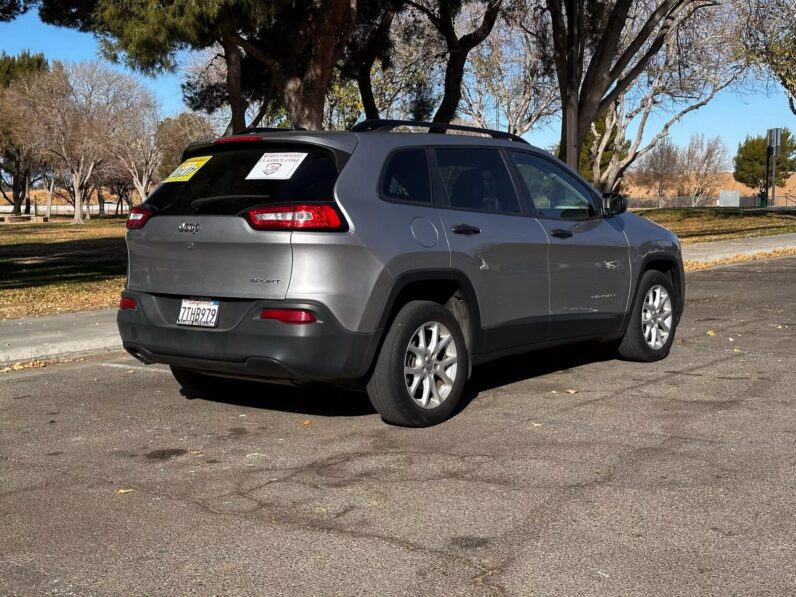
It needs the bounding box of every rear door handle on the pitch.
[550,228,573,239]
[451,224,481,236]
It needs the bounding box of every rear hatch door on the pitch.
[126,140,345,300]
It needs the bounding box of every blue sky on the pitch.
[2,11,795,152]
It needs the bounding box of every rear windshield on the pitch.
[145,144,341,216]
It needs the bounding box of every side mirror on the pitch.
[603,192,628,216]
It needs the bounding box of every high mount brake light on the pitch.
[245,204,344,231]
[213,135,262,143]
[127,206,154,229]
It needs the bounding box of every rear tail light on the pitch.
[260,309,316,324]
[127,206,154,229]
[246,204,344,231]
[119,296,137,310]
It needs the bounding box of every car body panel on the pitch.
[119,129,684,383]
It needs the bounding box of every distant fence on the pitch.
[0,202,130,216]
[628,196,761,209]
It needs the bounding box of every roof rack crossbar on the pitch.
[349,119,528,144]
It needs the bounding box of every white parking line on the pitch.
[101,363,170,374]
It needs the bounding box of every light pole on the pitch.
[768,128,782,207]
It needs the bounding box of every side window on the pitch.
[509,151,598,220]
[435,148,521,214]
[380,149,431,204]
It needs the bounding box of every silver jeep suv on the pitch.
[118,120,684,426]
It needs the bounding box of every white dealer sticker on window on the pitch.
[245,152,308,180]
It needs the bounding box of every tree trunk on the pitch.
[23,171,31,215]
[433,50,468,124]
[356,63,379,120]
[220,34,247,134]
[72,172,85,224]
[45,177,54,219]
[97,185,105,218]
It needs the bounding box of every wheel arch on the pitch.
[364,270,483,377]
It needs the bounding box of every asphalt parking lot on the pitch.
[2,257,795,596]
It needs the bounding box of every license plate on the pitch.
[176,298,220,328]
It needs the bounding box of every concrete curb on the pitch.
[681,232,796,263]
[0,309,121,365]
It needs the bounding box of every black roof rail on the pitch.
[233,125,308,135]
[349,119,528,144]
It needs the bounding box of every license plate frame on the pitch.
[176,298,220,328]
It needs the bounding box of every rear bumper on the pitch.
[117,291,378,382]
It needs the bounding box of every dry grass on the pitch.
[0,217,127,320]
[684,247,796,272]
[0,218,127,245]
[640,208,796,244]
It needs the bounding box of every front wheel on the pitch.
[617,270,678,362]
[367,301,468,427]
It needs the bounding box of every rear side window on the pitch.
[145,145,340,216]
[380,149,431,204]
[434,148,521,214]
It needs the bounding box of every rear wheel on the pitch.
[367,301,468,427]
[170,366,227,398]
[618,270,677,362]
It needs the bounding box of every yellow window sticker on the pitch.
[164,156,212,183]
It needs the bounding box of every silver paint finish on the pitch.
[125,131,683,346]
[410,217,440,248]
[438,209,549,328]
[535,215,630,317]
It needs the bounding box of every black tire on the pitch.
[170,366,227,398]
[367,301,468,427]
[618,269,678,362]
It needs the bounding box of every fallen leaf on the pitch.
[706,330,716,337]
[303,419,312,426]
[115,488,134,495]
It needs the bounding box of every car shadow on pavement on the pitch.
[180,340,616,421]
[180,381,377,417]
[454,340,617,416]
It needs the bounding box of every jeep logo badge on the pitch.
[178,221,200,235]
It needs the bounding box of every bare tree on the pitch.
[544,0,723,166]
[20,62,139,223]
[107,85,161,202]
[634,137,681,207]
[679,134,727,206]
[584,5,744,191]
[155,112,217,180]
[460,0,559,135]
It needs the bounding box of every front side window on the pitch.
[435,148,521,214]
[509,151,598,220]
[380,149,431,204]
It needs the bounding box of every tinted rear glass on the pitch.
[380,149,431,203]
[145,145,341,216]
